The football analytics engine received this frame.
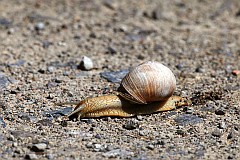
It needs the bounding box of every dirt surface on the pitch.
[0,0,239,159]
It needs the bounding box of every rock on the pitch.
[0,117,6,128]
[227,129,238,139]
[46,154,54,159]
[100,69,129,83]
[107,46,117,54]
[184,107,194,114]
[43,107,72,118]
[146,144,155,150]
[8,60,25,67]
[195,67,205,73]
[35,22,45,30]
[94,144,102,149]
[0,18,12,27]
[123,120,139,130]
[215,109,225,115]
[232,70,240,76]
[102,149,134,158]
[37,119,53,126]
[78,56,93,71]
[103,0,117,10]
[136,115,143,121]
[18,113,37,122]
[176,129,186,136]
[218,121,226,129]
[139,130,145,136]
[152,8,162,20]
[174,114,203,126]
[60,120,68,127]
[85,143,92,148]
[42,41,52,48]
[31,143,47,152]
[212,129,222,137]
[0,73,11,90]
[25,153,38,160]
[47,66,55,73]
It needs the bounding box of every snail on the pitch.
[59,61,191,120]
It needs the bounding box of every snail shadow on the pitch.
[120,97,171,116]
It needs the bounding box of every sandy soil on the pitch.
[0,0,239,159]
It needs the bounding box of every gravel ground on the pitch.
[0,0,239,159]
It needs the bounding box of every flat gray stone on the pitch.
[102,149,134,158]
[174,114,203,126]
[100,69,129,83]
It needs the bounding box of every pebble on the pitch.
[8,60,26,67]
[139,130,145,136]
[14,147,22,154]
[176,64,184,70]
[212,129,222,137]
[60,120,68,127]
[31,143,47,152]
[85,143,92,148]
[0,116,6,128]
[102,149,134,158]
[152,8,162,20]
[0,73,10,90]
[215,109,225,115]
[18,113,37,122]
[118,25,128,32]
[8,28,15,34]
[35,22,45,30]
[37,119,53,126]
[201,102,215,112]
[123,120,139,130]
[94,144,102,149]
[25,153,38,160]
[103,0,117,10]
[46,154,54,159]
[42,41,52,48]
[47,66,55,73]
[195,67,205,73]
[107,46,117,54]
[227,129,237,139]
[136,115,143,121]
[78,56,93,71]
[146,144,155,150]
[125,33,145,41]
[232,70,240,76]
[218,121,226,129]
[0,18,12,27]
[100,69,129,83]
[75,71,89,77]
[12,142,18,147]
[176,129,186,136]
[174,114,203,126]
[184,107,194,114]
[43,107,72,118]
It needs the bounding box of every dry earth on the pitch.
[0,0,239,159]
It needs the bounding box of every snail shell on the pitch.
[118,61,176,104]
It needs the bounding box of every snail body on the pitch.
[65,61,190,120]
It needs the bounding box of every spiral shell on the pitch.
[119,61,176,104]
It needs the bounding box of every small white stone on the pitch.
[79,56,93,70]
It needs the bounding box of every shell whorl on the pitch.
[119,61,176,104]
